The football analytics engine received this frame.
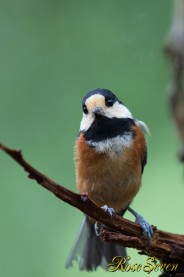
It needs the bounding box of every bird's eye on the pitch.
[83,105,88,114]
[105,98,114,107]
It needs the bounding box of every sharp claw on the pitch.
[149,226,154,236]
[101,205,115,216]
[135,215,153,240]
[94,222,100,236]
[128,207,153,240]
[94,205,115,236]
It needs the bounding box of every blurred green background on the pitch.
[1,0,183,276]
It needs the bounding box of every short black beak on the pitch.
[93,107,103,116]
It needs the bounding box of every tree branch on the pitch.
[1,143,184,272]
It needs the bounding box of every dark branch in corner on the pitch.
[1,142,184,272]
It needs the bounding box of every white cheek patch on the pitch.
[80,113,94,131]
[87,134,133,156]
[105,102,133,119]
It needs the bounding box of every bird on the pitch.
[65,88,153,271]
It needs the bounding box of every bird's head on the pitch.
[80,88,133,132]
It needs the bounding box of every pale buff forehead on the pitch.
[85,94,105,110]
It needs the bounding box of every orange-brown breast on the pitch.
[75,125,146,213]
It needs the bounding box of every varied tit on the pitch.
[66,88,153,271]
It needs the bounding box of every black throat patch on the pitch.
[83,116,135,142]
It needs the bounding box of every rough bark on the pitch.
[0,143,184,275]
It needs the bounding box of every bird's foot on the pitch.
[94,222,101,236]
[94,205,115,236]
[128,207,153,240]
[101,205,115,216]
[135,214,153,240]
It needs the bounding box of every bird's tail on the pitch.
[65,216,126,271]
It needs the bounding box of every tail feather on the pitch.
[65,217,87,268]
[65,216,126,271]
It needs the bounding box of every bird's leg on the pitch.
[94,205,115,236]
[127,207,153,240]
[94,221,101,236]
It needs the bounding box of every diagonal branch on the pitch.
[0,143,184,271]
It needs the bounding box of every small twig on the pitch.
[0,143,184,270]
